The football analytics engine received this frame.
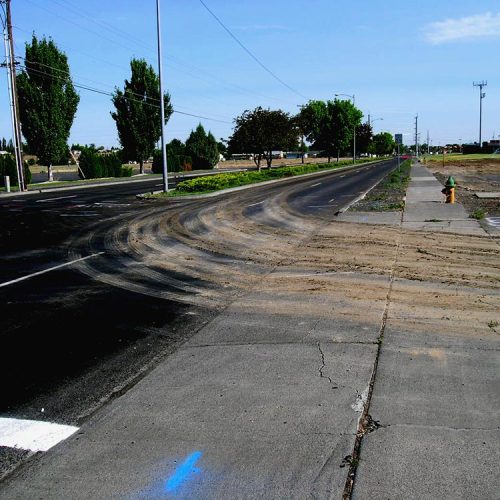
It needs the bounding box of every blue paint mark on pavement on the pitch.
[165,451,202,493]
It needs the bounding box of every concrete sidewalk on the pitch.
[351,164,500,499]
[402,164,486,235]
[339,162,488,236]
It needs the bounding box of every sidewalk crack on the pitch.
[317,341,338,389]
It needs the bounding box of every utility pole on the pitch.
[156,0,169,192]
[352,94,356,164]
[1,0,25,190]
[473,81,487,148]
[427,130,430,155]
[334,92,356,163]
[414,114,418,158]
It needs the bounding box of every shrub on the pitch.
[0,154,17,186]
[0,155,31,187]
[78,149,125,179]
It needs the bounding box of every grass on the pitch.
[470,209,486,220]
[360,159,411,210]
[424,153,500,163]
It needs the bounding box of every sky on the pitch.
[1,0,499,149]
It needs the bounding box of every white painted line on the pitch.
[0,417,78,452]
[307,205,331,208]
[339,174,346,178]
[36,195,78,203]
[329,198,335,203]
[0,252,105,289]
[247,200,265,207]
[60,213,99,217]
[310,182,322,187]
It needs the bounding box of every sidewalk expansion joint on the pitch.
[382,423,500,432]
[342,209,404,499]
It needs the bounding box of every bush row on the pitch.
[151,150,193,174]
[175,160,367,194]
[78,149,132,179]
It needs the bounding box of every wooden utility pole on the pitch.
[2,0,25,190]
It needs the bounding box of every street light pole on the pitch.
[156,0,169,192]
[473,81,487,148]
[335,92,356,163]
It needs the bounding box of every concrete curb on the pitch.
[136,159,388,201]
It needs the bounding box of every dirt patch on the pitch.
[425,159,500,218]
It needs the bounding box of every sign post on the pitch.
[395,134,403,172]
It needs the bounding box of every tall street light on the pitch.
[369,117,383,129]
[156,0,169,192]
[335,93,356,164]
[296,104,306,164]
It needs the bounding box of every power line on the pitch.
[17,63,232,124]
[13,21,293,109]
[198,0,308,101]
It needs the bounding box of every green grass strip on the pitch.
[148,158,385,198]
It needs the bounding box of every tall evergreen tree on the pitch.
[17,35,79,181]
[111,58,173,174]
[185,124,219,169]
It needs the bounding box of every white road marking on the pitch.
[339,175,346,178]
[60,213,99,217]
[0,252,105,289]
[310,182,322,187]
[329,198,335,203]
[0,417,78,452]
[307,205,332,208]
[486,217,500,226]
[247,200,265,207]
[36,195,78,203]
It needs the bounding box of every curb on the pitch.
[334,161,403,215]
[136,159,389,201]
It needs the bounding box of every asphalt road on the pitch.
[0,158,398,478]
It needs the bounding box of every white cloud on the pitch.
[424,12,500,44]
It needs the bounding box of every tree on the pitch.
[0,138,14,153]
[17,35,79,181]
[217,138,228,158]
[371,132,395,156]
[228,107,296,169]
[356,122,374,156]
[297,99,362,162]
[111,58,173,174]
[185,124,219,169]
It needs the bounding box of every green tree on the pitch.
[185,124,219,169]
[17,35,79,181]
[356,122,374,156]
[371,132,395,156]
[297,99,362,162]
[228,107,296,169]
[217,138,228,158]
[111,58,173,174]
[0,138,14,153]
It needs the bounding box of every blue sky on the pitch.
[2,0,500,148]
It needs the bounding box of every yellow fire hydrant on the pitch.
[441,176,455,204]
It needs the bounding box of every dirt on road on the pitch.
[72,178,500,340]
